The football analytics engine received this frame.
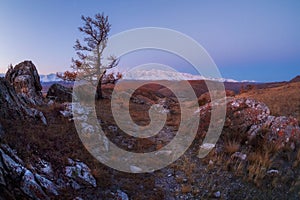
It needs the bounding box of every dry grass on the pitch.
[223,139,240,154]
[181,184,192,193]
[247,151,273,186]
[237,82,300,121]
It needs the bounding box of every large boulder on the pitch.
[5,60,43,105]
[46,83,72,103]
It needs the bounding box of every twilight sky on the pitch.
[0,0,299,82]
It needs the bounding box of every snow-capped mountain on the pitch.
[39,73,61,82]
[122,69,243,82]
[1,70,254,83]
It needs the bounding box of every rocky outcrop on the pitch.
[5,61,43,105]
[0,78,47,124]
[197,97,300,151]
[46,83,72,103]
[0,144,97,200]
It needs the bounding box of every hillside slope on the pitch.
[237,81,300,121]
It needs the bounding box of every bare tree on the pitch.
[58,13,118,99]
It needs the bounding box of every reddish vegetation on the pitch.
[1,77,300,199]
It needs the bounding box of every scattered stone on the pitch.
[214,191,221,198]
[267,169,279,174]
[130,165,143,173]
[231,152,247,160]
[200,143,215,150]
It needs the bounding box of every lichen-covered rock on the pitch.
[247,116,300,150]
[223,98,270,137]
[196,98,270,138]
[46,83,72,103]
[5,60,43,105]
[196,97,300,151]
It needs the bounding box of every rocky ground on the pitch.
[1,61,300,199]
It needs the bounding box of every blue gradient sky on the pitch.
[0,0,299,82]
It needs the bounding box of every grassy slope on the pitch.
[237,81,300,121]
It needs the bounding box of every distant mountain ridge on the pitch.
[122,68,254,82]
[290,75,300,83]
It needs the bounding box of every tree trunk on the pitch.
[96,81,103,100]
[96,70,106,100]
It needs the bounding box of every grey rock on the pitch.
[35,159,53,177]
[0,78,47,124]
[267,169,279,174]
[116,190,129,200]
[65,158,97,187]
[0,149,24,177]
[0,168,5,186]
[20,170,49,200]
[1,144,24,166]
[214,191,221,198]
[231,152,247,160]
[130,165,143,173]
[35,174,59,196]
[68,179,81,190]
